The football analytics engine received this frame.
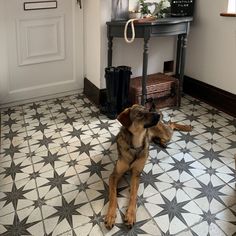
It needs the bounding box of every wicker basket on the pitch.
[129,73,179,108]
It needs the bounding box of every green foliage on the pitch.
[139,0,151,15]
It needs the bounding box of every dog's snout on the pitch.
[144,112,160,128]
[153,113,160,123]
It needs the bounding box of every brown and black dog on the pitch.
[104,104,192,229]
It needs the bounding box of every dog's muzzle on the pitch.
[144,113,160,128]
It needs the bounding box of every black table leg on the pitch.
[108,36,113,67]
[175,34,182,79]
[178,22,190,105]
[179,34,187,101]
[141,38,149,105]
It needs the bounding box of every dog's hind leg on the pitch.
[105,159,129,229]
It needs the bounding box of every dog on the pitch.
[104,104,192,229]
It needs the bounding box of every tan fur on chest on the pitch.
[129,122,147,148]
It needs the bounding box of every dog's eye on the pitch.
[136,112,144,118]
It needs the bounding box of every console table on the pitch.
[106,17,193,106]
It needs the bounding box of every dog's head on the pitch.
[117,104,160,133]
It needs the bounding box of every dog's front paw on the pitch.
[104,212,116,230]
[124,209,136,228]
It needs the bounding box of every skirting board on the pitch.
[83,78,106,106]
[84,77,236,118]
[183,76,236,117]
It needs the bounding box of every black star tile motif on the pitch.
[1,212,40,236]
[149,156,160,165]
[205,167,216,176]
[189,100,202,106]
[3,108,17,116]
[195,180,226,205]
[1,161,23,181]
[201,210,217,225]
[137,194,148,207]
[3,129,21,141]
[53,98,65,105]
[89,212,104,226]
[29,102,42,110]
[33,197,46,209]
[88,110,101,118]
[63,116,77,125]
[168,158,195,176]
[38,150,64,168]
[75,94,85,100]
[42,170,71,194]
[34,122,51,133]
[171,180,184,190]
[101,148,112,156]
[178,132,198,144]
[56,106,72,115]
[95,120,113,131]
[73,140,97,156]
[48,196,86,228]
[80,159,108,179]
[66,127,85,139]
[29,171,40,180]
[82,102,92,109]
[112,214,149,236]
[3,118,20,128]
[30,112,45,121]
[35,135,56,148]
[76,182,89,192]
[67,159,78,167]
[0,182,32,210]
[140,169,163,190]
[207,108,220,115]
[199,147,225,164]
[204,126,223,135]
[184,113,200,122]
[2,143,25,159]
[155,194,190,225]
[1,94,236,236]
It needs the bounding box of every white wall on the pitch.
[83,0,101,88]
[85,0,236,94]
[85,0,175,89]
[185,0,236,94]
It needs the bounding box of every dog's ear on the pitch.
[117,108,131,128]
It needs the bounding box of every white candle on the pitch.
[227,0,236,13]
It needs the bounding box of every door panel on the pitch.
[1,0,83,105]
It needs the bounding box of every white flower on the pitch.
[161,0,170,9]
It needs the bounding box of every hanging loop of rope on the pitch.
[124,19,136,43]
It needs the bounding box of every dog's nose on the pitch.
[152,113,160,124]
[144,112,160,128]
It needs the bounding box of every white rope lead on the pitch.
[124,19,136,43]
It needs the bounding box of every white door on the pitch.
[0,0,83,105]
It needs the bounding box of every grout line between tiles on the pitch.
[20,104,48,235]
[46,95,106,236]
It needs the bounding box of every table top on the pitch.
[107,17,193,26]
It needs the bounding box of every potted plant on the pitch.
[139,0,151,17]
[139,0,171,18]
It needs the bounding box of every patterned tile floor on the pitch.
[0,94,236,236]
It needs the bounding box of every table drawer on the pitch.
[151,23,187,36]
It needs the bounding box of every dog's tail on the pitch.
[169,122,192,132]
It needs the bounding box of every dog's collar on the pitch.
[129,130,147,153]
[130,145,144,153]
